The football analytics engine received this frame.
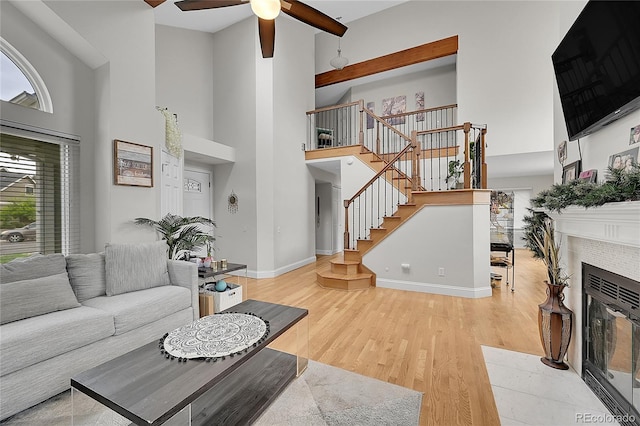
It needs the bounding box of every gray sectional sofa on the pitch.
[0,241,200,421]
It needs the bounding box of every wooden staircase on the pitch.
[316,190,484,290]
[312,145,425,291]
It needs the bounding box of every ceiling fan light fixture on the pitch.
[250,0,281,20]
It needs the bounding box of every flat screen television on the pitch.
[552,1,640,141]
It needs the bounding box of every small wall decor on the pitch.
[630,125,640,145]
[228,190,238,214]
[557,140,567,165]
[609,147,639,172]
[415,91,425,122]
[366,101,375,129]
[156,107,182,158]
[578,169,598,183]
[562,160,581,184]
[382,95,406,125]
[114,139,153,187]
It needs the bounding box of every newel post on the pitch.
[481,127,488,189]
[343,199,351,250]
[411,131,420,194]
[463,122,472,189]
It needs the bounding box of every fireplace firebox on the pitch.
[583,263,640,426]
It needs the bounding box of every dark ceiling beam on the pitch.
[315,35,458,89]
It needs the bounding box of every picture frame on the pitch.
[562,160,581,184]
[609,147,639,172]
[578,169,597,183]
[630,124,640,145]
[113,139,153,187]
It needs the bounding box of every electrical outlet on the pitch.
[438,267,445,276]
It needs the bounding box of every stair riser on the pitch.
[343,250,362,262]
[331,263,359,275]
[317,274,372,290]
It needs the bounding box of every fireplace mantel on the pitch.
[547,201,640,248]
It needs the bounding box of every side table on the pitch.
[198,263,247,316]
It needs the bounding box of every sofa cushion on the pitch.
[66,252,106,302]
[0,253,66,283]
[105,241,170,296]
[82,285,191,335]
[0,272,81,325]
[0,306,114,376]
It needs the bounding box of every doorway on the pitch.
[183,167,214,257]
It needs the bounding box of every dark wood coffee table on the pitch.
[71,299,308,425]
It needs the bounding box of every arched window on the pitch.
[0,38,53,113]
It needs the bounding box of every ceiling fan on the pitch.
[174,0,348,58]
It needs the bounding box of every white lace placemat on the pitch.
[161,313,269,361]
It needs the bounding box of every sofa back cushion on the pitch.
[105,241,170,296]
[66,252,106,302]
[0,254,80,324]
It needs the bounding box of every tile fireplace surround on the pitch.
[548,201,640,373]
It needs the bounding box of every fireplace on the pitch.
[583,263,640,425]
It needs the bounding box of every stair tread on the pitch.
[317,271,373,279]
[330,259,361,265]
[383,216,401,220]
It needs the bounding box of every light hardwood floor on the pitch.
[241,248,548,425]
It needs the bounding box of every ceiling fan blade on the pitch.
[280,0,347,37]
[258,18,275,58]
[175,0,246,11]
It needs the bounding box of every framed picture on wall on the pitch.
[113,139,153,187]
[562,160,581,184]
[609,147,639,172]
[578,169,597,183]
[630,124,640,145]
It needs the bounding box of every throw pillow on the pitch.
[0,253,66,283]
[66,252,106,302]
[105,241,170,296]
[0,272,81,324]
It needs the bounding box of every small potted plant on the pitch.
[446,159,464,189]
[530,217,573,370]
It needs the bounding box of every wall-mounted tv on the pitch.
[552,1,640,141]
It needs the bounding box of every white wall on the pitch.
[316,1,574,159]
[0,1,96,252]
[211,18,258,271]
[155,25,214,141]
[45,0,163,249]
[363,202,491,298]
[350,65,456,115]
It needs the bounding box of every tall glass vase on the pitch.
[538,281,573,369]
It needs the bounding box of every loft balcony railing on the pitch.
[306,100,457,153]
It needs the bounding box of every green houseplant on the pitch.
[134,213,215,260]
[529,217,573,370]
[446,159,463,189]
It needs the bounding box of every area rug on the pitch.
[1,360,422,425]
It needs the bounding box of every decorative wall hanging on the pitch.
[366,101,375,129]
[113,139,153,187]
[557,140,567,165]
[382,95,406,125]
[228,190,238,214]
[157,106,182,158]
[415,92,425,121]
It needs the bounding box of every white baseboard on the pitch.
[251,256,317,279]
[316,250,333,256]
[376,278,492,298]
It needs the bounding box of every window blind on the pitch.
[0,123,80,256]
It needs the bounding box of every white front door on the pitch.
[183,169,213,257]
[161,150,182,216]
